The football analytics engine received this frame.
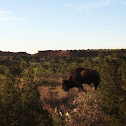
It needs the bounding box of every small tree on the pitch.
[0,69,53,126]
[0,73,21,126]
[21,67,53,126]
[20,58,29,72]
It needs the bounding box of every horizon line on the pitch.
[0,48,126,55]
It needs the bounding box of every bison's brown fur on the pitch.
[62,68,100,91]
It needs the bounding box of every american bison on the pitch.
[62,68,100,91]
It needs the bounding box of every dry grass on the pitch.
[38,86,79,114]
[64,91,110,126]
[37,77,109,126]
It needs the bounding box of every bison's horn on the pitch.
[62,80,66,83]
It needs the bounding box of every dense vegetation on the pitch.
[0,52,126,126]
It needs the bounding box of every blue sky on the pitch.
[0,0,126,54]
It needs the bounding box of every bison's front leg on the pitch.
[78,84,87,92]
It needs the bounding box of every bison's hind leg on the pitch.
[94,82,99,90]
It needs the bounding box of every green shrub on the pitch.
[98,55,126,126]
[9,65,22,76]
[0,70,53,126]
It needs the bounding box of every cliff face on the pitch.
[35,49,126,57]
[0,49,126,57]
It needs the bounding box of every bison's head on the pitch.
[62,80,70,91]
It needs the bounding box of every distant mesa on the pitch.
[0,51,30,56]
[34,49,126,57]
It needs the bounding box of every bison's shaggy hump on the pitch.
[62,68,100,91]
